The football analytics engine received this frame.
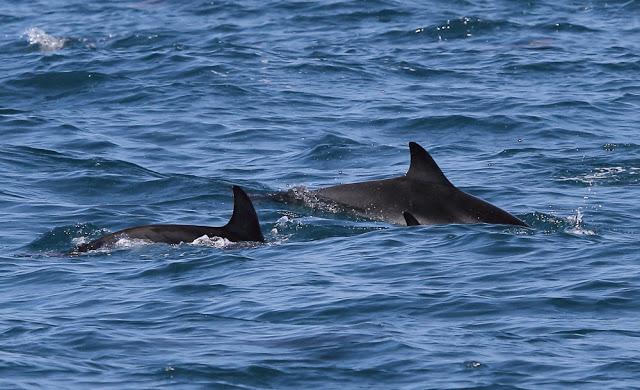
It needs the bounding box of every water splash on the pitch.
[112,237,153,249]
[275,186,342,214]
[191,235,233,248]
[24,27,67,51]
[566,208,596,236]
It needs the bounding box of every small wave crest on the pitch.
[558,166,640,186]
[23,27,67,51]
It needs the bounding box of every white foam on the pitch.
[113,237,153,249]
[559,166,639,185]
[565,208,596,236]
[191,235,233,248]
[24,27,67,51]
[276,216,290,225]
[72,236,88,246]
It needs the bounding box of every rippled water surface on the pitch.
[2,0,640,388]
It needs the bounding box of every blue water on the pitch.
[2,0,640,388]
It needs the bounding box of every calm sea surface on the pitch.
[2,1,640,388]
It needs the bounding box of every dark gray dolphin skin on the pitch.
[313,142,528,227]
[403,211,421,226]
[72,186,264,253]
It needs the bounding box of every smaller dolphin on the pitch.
[297,142,528,227]
[72,186,264,253]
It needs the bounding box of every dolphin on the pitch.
[72,186,264,253]
[285,142,527,227]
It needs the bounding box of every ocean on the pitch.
[2,0,640,388]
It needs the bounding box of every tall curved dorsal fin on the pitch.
[405,142,453,186]
[225,186,265,242]
[403,211,421,226]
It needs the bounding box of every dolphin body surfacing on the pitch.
[309,142,528,227]
[72,186,264,253]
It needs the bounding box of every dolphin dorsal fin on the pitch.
[225,186,265,242]
[403,211,421,226]
[405,142,453,186]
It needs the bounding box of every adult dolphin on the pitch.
[72,186,264,253]
[293,142,528,227]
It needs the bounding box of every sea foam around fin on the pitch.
[191,235,233,248]
[24,27,67,51]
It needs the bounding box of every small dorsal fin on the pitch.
[405,142,453,186]
[225,186,265,242]
[403,211,421,226]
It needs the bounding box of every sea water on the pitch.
[1,1,640,388]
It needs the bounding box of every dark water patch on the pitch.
[0,108,26,116]
[7,71,109,93]
[162,283,230,296]
[157,363,288,388]
[107,31,180,50]
[254,294,408,325]
[594,59,640,72]
[504,59,588,73]
[534,21,599,33]
[393,60,464,79]
[565,279,632,293]
[284,61,376,80]
[187,1,256,17]
[0,189,27,200]
[289,7,410,26]
[495,147,544,158]
[0,14,22,24]
[136,258,222,278]
[0,115,48,128]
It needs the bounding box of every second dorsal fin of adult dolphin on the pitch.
[71,186,264,254]
[313,142,528,227]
